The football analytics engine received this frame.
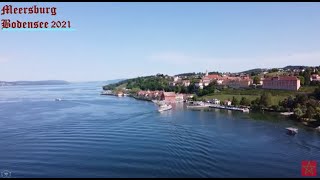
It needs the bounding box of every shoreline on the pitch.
[101,91,320,132]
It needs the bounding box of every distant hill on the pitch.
[240,65,315,74]
[239,68,268,74]
[0,80,70,86]
[103,79,125,85]
[283,65,309,70]
[175,72,195,76]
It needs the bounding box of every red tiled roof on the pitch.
[264,76,299,81]
[162,92,176,97]
[204,74,220,79]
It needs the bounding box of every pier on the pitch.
[209,104,250,113]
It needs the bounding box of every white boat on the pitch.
[158,104,172,112]
[286,127,298,135]
[100,90,113,95]
[153,100,166,106]
[242,108,250,113]
[55,98,62,101]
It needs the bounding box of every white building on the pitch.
[203,79,210,86]
[175,94,184,102]
[169,82,176,86]
[173,76,180,82]
[216,79,224,85]
[224,100,232,106]
[182,80,191,87]
[195,82,204,89]
[212,99,220,105]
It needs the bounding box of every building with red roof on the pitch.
[160,92,176,103]
[262,76,300,91]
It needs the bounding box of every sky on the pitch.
[1,2,320,82]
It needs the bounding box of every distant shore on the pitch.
[0,80,70,86]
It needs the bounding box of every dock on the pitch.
[209,104,250,113]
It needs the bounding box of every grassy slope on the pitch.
[202,86,316,106]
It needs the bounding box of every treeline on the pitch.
[103,74,209,94]
[125,76,201,94]
[279,87,320,124]
[126,76,170,91]
[298,67,320,86]
[103,79,130,90]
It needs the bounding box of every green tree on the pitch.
[294,107,304,118]
[174,86,181,93]
[279,96,295,110]
[315,107,320,120]
[303,69,311,86]
[240,97,251,106]
[180,86,188,94]
[197,89,203,96]
[253,76,261,85]
[298,76,305,86]
[314,86,320,100]
[271,68,279,73]
[251,97,260,106]
[188,83,197,93]
[294,94,308,107]
[259,93,272,107]
[192,95,199,101]
[305,106,316,119]
[130,87,141,94]
[304,73,311,86]
[232,96,239,106]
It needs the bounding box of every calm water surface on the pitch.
[0,82,319,178]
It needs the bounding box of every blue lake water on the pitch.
[0,82,319,178]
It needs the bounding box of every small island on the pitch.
[102,66,320,130]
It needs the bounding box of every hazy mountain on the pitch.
[0,80,70,86]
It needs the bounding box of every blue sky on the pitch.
[1,2,320,82]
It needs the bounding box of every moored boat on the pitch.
[158,104,172,112]
[286,127,298,135]
[152,100,166,106]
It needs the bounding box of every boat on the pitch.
[286,127,298,135]
[242,108,250,113]
[280,112,294,116]
[153,100,166,106]
[158,104,172,112]
[100,90,113,95]
[55,98,62,101]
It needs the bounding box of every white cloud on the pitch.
[148,51,320,73]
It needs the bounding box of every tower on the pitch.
[205,70,208,76]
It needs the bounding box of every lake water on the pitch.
[0,82,319,178]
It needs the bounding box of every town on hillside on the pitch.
[102,66,320,128]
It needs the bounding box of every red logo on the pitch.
[301,160,317,176]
